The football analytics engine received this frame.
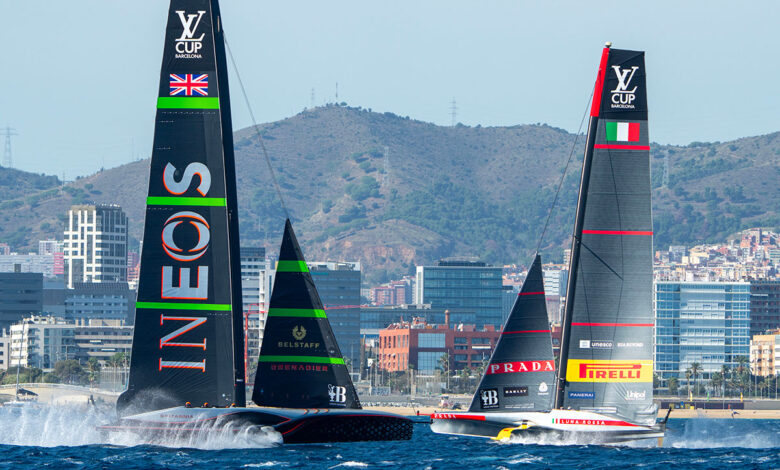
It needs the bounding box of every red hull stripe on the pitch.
[431,413,485,421]
[594,144,651,151]
[590,47,611,117]
[555,418,639,427]
[582,230,653,236]
[572,322,653,327]
[503,330,551,335]
[519,291,545,296]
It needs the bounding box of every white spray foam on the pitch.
[0,404,282,449]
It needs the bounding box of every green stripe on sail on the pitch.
[605,121,618,141]
[136,301,231,311]
[157,97,220,109]
[276,260,309,272]
[146,196,226,206]
[267,308,326,318]
[257,355,345,365]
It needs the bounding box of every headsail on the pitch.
[555,45,654,424]
[252,220,361,409]
[469,255,555,413]
[118,0,245,414]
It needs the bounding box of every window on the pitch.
[417,351,445,373]
[418,333,445,348]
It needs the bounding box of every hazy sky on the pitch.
[2,1,779,178]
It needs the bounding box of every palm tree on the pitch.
[721,365,730,397]
[685,368,693,398]
[735,356,749,397]
[690,362,702,396]
[710,372,723,397]
[668,377,679,396]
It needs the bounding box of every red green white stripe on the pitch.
[605,122,640,142]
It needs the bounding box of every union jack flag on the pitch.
[169,74,209,96]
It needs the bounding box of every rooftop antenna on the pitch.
[3,126,18,168]
[450,98,457,127]
[310,88,316,109]
[335,82,339,103]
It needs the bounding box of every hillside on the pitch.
[2,105,779,283]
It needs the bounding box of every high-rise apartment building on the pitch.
[655,281,751,390]
[749,281,780,337]
[309,261,361,366]
[64,204,128,288]
[415,260,503,328]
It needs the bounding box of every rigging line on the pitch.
[224,33,290,220]
[534,89,593,255]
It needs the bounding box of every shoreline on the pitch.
[364,405,780,419]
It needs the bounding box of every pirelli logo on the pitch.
[566,359,653,383]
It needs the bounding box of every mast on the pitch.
[554,43,654,423]
[554,44,611,409]
[118,0,244,414]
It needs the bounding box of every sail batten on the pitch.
[555,46,654,425]
[469,255,555,413]
[118,0,244,415]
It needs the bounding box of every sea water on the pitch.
[0,406,778,469]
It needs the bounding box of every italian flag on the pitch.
[605,122,640,142]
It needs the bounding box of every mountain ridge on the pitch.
[1,105,778,283]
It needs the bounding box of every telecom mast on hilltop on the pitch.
[3,126,18,168]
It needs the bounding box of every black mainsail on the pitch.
[554,45,654,425]
[252,220,361,409]
[469,255,555,413]
[118,0,245,414]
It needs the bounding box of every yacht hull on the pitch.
[431,409,664,444]
[99,406,413,444]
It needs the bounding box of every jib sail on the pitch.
[118,0,245,414]
[253,220,361,409]
[555,45,655,425]
[469,255,555,413]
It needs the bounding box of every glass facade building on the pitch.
[655,281,751,389]
[415,261,504,328]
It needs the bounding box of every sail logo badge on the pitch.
[328,384,347,405]
[503,386,528,397]
[568,391,595,399]
[479,388,499,409]
[292,325,306,340]
[486,360,555,375]
[278,325,320,349]
[170,74,209,96]
[610,65,639,109]
[161,211,210,262]
[625,390,647,401]
[174,10,206,59]
[537,382,549,396]
[566,359,653,383]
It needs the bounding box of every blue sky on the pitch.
[2,0,779,178]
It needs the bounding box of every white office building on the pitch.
[64,204,128,288]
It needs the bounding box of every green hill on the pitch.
[2,105,779,283]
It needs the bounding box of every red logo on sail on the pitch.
[486,360,555,375]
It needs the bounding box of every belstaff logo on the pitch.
[161,211,211,262]
[292,325,307,340]
[479,388,499,409]
[175,10,206,59]
[610,65,639,109]
[566,359,653,383]
[328,384,347,405]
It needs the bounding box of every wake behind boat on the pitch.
[100,0,410,444]
[432,43,666,444]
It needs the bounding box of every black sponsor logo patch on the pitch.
[503,386,528,397]
[479,388,499,409]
